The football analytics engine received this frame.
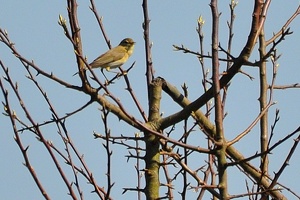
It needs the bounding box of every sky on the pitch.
[1,1,300,199]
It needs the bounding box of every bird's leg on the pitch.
[101,68,110,85]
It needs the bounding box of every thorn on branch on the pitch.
[24,145,30,152]
[122,187,143,194]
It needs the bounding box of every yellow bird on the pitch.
[89,38,135,79]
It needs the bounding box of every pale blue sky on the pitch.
[1,1,300,199]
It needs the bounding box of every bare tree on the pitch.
[1,0,300,199]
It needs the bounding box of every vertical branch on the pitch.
[196,16,209,96]
[181,124,188,199]
[142,1,160,199]
[226,1,236,70]
[101,108,114,199]
[181,86,189,199]
[196,16,212,117]
[134,133,142,200]
[161,155,174,199]
[258,28,269,193]
[67,0,89,87]
[257,1,272,198]
[210,0,228,199]
[142,0,155,100]
[196,16,218,199]
[222,0,237,108]
[144,78,163,200]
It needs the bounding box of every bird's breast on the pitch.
[127,45,135,56]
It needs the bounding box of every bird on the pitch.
[89,38,135,80]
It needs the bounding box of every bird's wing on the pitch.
[90,47,126,68]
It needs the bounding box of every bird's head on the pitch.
[119,38,135,48]
[119,38,135,55]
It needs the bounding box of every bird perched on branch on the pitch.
[89,38,135,80]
